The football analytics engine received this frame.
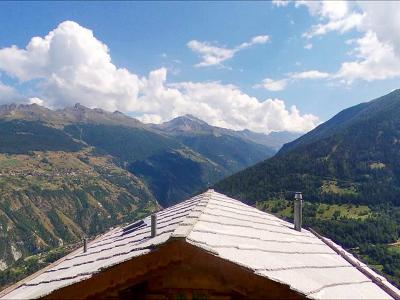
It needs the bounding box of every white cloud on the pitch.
[275,1,400,83]
[0,21,317,134]
[317,1,400,83]
[248,35,270,45]
[295,1,364,38]
[254,78,288,91]
[272,0,290,7]
[358,2,400,56]
[187,35,269,68]
[187,40,235,68]
[256,70,331,91]
[138,70,318,133]
[305,13,364,38]
[297,1,349,21]
[0,21,141,112]
[290,70,330,79]
[28,97,45,105]
[304,43,313,50]
[166,80,318,133]
[335,31,400,83]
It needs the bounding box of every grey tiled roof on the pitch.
[1,190,399,299]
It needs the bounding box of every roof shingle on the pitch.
[1,190,399,299]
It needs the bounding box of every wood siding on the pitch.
[44,240,305,299]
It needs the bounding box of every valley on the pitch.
[0,103,283,289]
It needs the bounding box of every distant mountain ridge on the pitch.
[151,114,301,150]
[152,114,210,134]
[0,103,144,128]
[0,104,300,151]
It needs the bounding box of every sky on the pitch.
[0,1,399,134]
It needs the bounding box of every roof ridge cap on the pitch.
[171,189,213,239]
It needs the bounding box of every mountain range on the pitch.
[2,90,400,288]
[0,102,298,272]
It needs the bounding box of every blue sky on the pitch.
[0,1,399,133]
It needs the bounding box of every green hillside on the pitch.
[0,120,83,154]
[64,124,179,162]
[216,89,400,206]
[215,89,400,287]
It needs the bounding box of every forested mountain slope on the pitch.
[215,89,400,286]
[216,89,400,206]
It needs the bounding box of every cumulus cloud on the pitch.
[0,21,141,112]
[138,69,318,133]
[335,31,400,83]
[166,80,318,133]
[359,2,400,56]
[0,21,318,134]
[276,1,400,83]
[341,2,400,83]
[187,35,269,68]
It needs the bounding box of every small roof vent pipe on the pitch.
[83,237,88,253]
[151,214,157,237]
[294,192,303,231]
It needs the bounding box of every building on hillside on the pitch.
[0,190,399,300]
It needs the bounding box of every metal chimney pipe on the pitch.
[294,192,303,231]
[83,237,88,253]
[151,214,157,237]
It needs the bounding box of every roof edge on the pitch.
[309,228,400,300]
[0,228,119,298]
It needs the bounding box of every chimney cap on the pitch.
[294,192,303,200]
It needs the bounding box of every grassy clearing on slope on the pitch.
[256,199,371,220]
[321,180,358,196]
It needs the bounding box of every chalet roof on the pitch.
[1,190,399,299]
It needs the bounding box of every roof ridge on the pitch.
[171,189,214,238]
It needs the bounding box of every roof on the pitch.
[1,190,399,299]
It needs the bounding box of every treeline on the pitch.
[358,244,400,287]
[307,217,398,248]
